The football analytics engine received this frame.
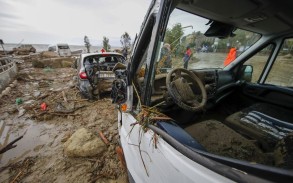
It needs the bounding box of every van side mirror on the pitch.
[240,65,253,82]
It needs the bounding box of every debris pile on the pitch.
[0,52,127,182]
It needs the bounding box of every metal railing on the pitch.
[0,57,15,73]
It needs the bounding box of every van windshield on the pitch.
[155,8,260,71]
[58,45,69,49]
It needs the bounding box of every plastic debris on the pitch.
[16,98,23,105]
[43,67,53,72]
[40,102,47,111]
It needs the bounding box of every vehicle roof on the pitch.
[176,0,293,36]
[80,52,123,58]
[48,43,69,47]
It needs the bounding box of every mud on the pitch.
[185,120,273,165]
[0,57,127,182]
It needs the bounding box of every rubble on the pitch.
[12,45,36,55]
[0,51,126,182]
[32,57,74,68]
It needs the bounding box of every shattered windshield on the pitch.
[155,8,260,71]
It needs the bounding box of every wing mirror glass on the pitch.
[240,65,253,82]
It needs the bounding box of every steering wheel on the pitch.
[166,68,207,112]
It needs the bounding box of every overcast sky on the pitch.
[0,0,151,46]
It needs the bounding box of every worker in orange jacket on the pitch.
[224,47,237,66]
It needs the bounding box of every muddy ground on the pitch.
[0,56,126,182]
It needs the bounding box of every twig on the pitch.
[0,136,23,154]
[150,116,172,120]
[98,131,109,145]
[10,171,23,183]
[116,146,126,170]
[138,128,149,176]
[62,91,68,103]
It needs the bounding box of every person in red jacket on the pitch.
[183,46,192,69]
[224,47,237,66]
[101,48,106,53]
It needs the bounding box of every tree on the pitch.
[84,35,91,53]
[164,23,184,48]
[120,32,131,49]
[103,36,111,51]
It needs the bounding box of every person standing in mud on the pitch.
[160,43,172,68]
[183,46,192,69]
[224,47,237,66]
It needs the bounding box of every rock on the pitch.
[33,90,41,98]
[6,87,11,93]
[64,128,106,157]
[2,88,9,96]
[9,83,15,88]
[13,80,18,85]
[18,107,26,117]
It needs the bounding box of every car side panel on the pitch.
[119,112,234,183]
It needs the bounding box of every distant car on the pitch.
[48,43,71,57]
[76,52,125,99]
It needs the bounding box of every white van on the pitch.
[48,43,71,57]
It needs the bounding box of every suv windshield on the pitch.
[155,8,260,71]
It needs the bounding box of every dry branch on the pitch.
[0,136,23,154]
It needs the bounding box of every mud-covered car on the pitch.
[76,52,125,99]
[111,0,293,182]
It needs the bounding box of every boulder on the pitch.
[64,128,106,157]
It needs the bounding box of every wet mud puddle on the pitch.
[0,118,55,167]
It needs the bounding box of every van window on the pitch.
[154,8,260,72]
[265,38,293,87]
[242,44,274,83]
[58,45,69,49]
